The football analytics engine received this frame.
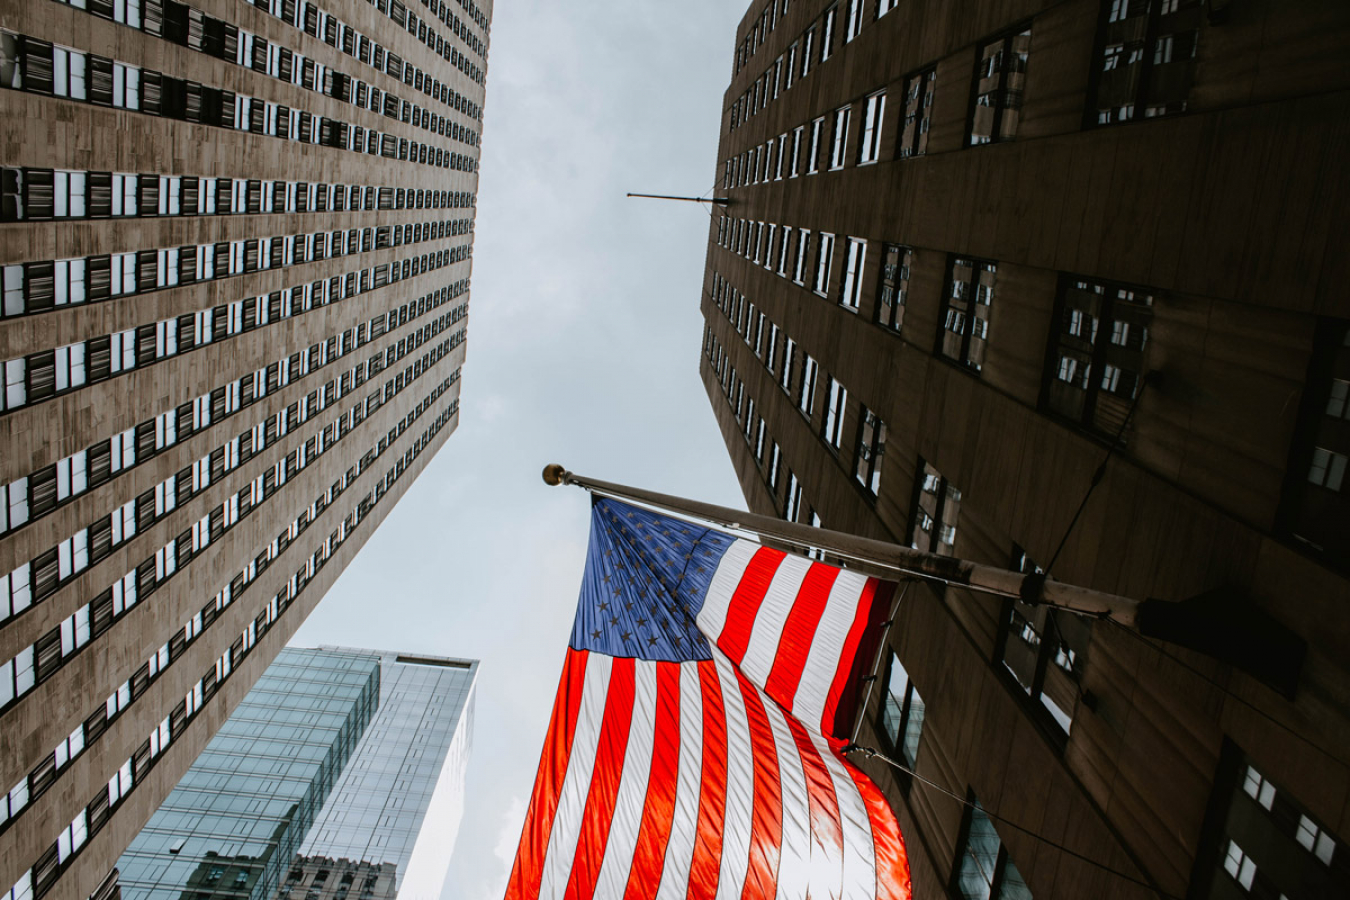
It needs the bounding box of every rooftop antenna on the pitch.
[627,192,731,207]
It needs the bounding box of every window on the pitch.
[807,117,825,174]
[858,92,884,163]
[801,27,815,79]
[1195,746,1347,899]
[876,244,911,332]
[911,460,959,556]
[793,229,811,284]
[879,652,924,767]
[784,472,803,523]
[798,354,818,418]
[789,126,804,176]
[854,405,885,495]
[900,67,936,158]
[780,337,797,395]
[952,796,1032,900]
[1042,276,1152,437]
[823,378,847,450]
[828,105,850,169]
[968,26,1032,145]
[813,233,835,295]
[1279,321,1350,563]
[820,5,837,62]
[995,547,1089,735]
[938,257,995,372]
[1092,0,1200,125]
[840,238,866,310]
[844,0,865,42]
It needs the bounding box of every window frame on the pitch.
[966,23,1033,146]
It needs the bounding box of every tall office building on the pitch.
[0,1,491,899]
[114,648,381,900]
[289,649,476,899]
[700,2,1348,899]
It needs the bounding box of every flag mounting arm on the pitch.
[542,463,1138,627]
[542,464,1306,697]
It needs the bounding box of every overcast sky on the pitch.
[288,3,748,899]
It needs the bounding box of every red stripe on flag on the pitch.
[820,577,881,741]
[717,547,786,666]
[686,661,729,900]
[762,561,841,713]
[563,657,637,900]
[506,649,591,900]
[738,680,784,900]
[622,662,683,900]
[839,754,913,900]
[784,713,844,900]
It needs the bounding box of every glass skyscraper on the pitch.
[114,649,381,900]
[291,650,477,899]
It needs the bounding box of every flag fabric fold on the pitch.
[506,498,912,900]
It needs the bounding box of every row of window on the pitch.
[0,275,467,550]
[2,379,461,900]
[1,232,471,416]
[0,338,463,827]
[716,215,1154,442]
[726,1,1202,174]
[0,32,474,173]
[51,0,487,117]
[0,308,464,653]
[2,215,468,323]
[733,0,788,75]
[0,167,473,225]
[732,0,900,130]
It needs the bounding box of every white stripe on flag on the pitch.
[593,661,659,898]
[539,653,613,900]
[654,664,705,900]
[697,539,759,640]
[792,570,870,732]
[714,650,756,900]
[813,731,878,900]
[738,553,812,687]
[763,687,811,900]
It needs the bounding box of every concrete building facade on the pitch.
[700,1,1349,898]
[0,0,491,898]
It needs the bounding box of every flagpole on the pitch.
[541,464,1140,628]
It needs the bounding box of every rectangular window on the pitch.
[789,126,804,176]
[968,26,1032,145]
[784,471,803,523]
[1279,320,1350,564]
[807,117,825,174]
[845,0,865,42]
[880,652,924,767]
[876,244,912,332]
[801,27,815,78]
[1092,0,1200,125]
[854,405,885,495]
[821,5,837,62]
[840,238,866,310]
[823,378,847,450]
[953,795,1032,900]
[793,229,811,284]
[829,105,850,169]
[911,460,960,556]
[995,547,1088,736]
[858,92,885,163]
[1042,276,1153,438]
[900,67,937,158]
[938,257,996,372]
[798,354,818,418]
[813,233,836,296]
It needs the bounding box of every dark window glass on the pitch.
[1091,0,1201,125]
[968,27,1031,145]
[938,257,995,372]
[899,67,936,158]
[1042,276,1152,438]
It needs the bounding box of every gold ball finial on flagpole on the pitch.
[542,464,568,486]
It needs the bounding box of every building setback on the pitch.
[114,648,381,900]
[0,0,492,899]
[700,2,1349,899]
[294,649,476,898]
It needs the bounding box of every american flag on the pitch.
[505,498,911,900]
